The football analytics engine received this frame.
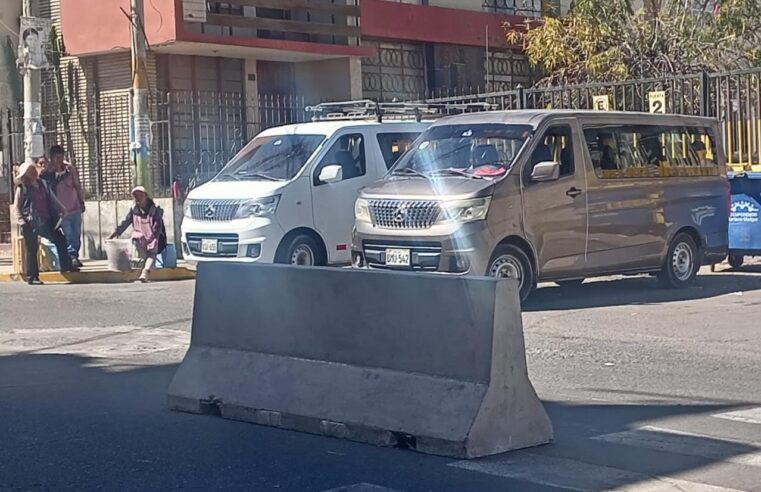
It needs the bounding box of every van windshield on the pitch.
[215,134,325,182]
[391,124,532,178]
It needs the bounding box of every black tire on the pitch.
[728,253,744,270]
[276,234,323,266]
[486,244,536,303]
[555,279,584,288]
[658,233,699,288]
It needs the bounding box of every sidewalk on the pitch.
[0,256,195,284]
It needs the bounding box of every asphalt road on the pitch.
[1,266,761,492]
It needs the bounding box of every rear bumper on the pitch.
[703,245,728,265]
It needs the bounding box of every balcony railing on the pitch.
[188,0,361,46]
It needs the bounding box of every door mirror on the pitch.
[318,165,343,184]
[531,161,561,182]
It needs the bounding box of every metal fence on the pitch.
[1,90,314,200]
[5,66,761,203]
[419,68,761,171]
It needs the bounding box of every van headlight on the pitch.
[355,197,371,223]
[235,195,281,218]
[437,197,491,224]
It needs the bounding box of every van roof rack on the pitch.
[305,100,495,123]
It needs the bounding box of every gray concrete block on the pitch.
[167,263,553,458]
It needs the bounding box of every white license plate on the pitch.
[201,238,218,254]
[385,248,411,266]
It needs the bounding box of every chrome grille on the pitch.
[368,200,440,229]
[189,199,243,221]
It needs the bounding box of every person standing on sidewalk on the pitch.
[110,186,167,283]
[46,145,86,267]
[13,162,78,285]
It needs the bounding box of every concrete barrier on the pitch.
[167,263,552,458]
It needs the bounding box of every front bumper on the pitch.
[351,220,493,275]
[181,216,285,263]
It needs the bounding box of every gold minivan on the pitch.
[351,110,729,301]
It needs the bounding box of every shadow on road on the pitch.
[1,352,757,491]
[525,272,761,311]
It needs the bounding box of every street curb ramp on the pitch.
[167,262,553,458]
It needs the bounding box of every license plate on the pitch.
[385,248,410,266]
[201,238,218,254]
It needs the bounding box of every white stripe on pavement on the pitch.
[450,452,743,492]
[591,425,761,468]
[713,407,761,425]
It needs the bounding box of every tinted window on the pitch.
[584,125,718,179]
[315,134,367,185]
[532,125,574,178]
[377,132,420,169]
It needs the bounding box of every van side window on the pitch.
[377,133,419,169]
[315,134,367,185]
[584,125,719,178]
[532,126,575,177]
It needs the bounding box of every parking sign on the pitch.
[649,91,666,113]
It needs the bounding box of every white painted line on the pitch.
[610,478,744,492]
[713,407,761,425]
[450,452,742,492]
[592,425,761,468]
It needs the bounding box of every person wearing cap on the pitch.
[109,186,167,282]
[13,161,77,285]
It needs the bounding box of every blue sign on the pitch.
[729,193,761,250]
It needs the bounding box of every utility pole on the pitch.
[22,0,44,163]
[130,0,152,191]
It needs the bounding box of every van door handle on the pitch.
[566,187,583,198]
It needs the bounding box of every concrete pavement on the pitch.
[1,267,760,491]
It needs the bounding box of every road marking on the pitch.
[451,452,742,491]
[591,425,761,468]
[713,407,761,425]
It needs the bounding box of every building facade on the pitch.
[2,0,563,205]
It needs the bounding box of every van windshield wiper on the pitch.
[391,167,432,181]
[235,170,282,181]
[428,168,484,179]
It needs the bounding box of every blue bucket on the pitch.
[157,244,177,269]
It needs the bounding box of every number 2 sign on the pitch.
[649,91,666,114]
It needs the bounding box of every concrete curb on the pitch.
[0,267,195,284]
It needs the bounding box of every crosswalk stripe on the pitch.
[451,452,743,492]
[713,407,761,425]
[591,425,761,468]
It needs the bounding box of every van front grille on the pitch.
[368,200,440,229]
[189,199,243,221]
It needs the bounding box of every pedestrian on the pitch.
[46,145,86,267]
[13,161,78,285]
[110,186,167,283]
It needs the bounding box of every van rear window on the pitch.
[583,125,719,179]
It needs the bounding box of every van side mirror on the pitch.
[531,161,561,182]
[318,164,343,184]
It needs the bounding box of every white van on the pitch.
[181,103,429,266]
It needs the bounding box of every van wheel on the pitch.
[555,279,584,288]
[658,233,699,288]
[487,244,536,303]
[277,235,321,267]
[728,253,744,269]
